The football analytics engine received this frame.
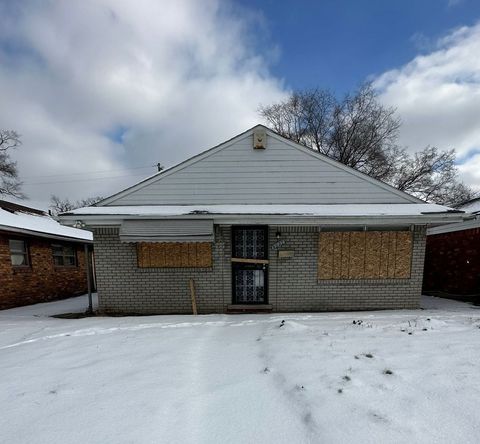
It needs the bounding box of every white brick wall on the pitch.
[269,226,425,311]
[93,225,426,314]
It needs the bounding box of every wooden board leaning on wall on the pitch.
[318,231,412,280]
[137,242,212,268]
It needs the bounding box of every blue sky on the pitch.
[1,0,480,208]
[238,0,480,93]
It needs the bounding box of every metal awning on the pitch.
[119,219,214,243]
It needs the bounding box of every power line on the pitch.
[20,164,155,179]
[23,172,150,186]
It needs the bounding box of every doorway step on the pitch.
[226,304,273,314]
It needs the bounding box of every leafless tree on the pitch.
[390,147,478,206]
[50,195,104,215]
[0,130,25,199]
[259,84,478,206]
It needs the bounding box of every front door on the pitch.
[232,226,268,304]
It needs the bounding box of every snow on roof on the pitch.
[0,208,92,242]
[64,203,458,218]
[457,197,480,214]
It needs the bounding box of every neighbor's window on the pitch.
[52,244,77,266]
[9,239,29,266]
[318,231,413,280]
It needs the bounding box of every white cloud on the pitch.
[447,0,463,8]
[375,23,480,191]
[0,0,287,208]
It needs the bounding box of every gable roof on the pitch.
[0,199,45,215]
[457,196,480,214]
[98,125,423,206]
[0,200,92,243]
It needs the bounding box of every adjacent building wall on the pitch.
[0,233,88,310]
[424,228,480,296]
[93,225,426,314]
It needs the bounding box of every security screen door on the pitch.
[232,226,268,304]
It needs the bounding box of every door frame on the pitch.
[231,225,269,305]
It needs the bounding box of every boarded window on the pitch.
[318,231,412,280]
[137,242,212,268]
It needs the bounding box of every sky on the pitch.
[1,0,480,209]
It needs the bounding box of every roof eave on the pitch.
[58,212,466,227]
[0,224,93,243]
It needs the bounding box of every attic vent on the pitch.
[253,129,266,149]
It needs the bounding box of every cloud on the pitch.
[447,0,463,8]
[375,23,480,191]
[0,0,287,208]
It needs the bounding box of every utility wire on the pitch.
[23,172,150,186]
[20,164,155,179]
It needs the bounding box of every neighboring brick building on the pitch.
[424,197,480,299]
[0,200,93,310]
[60,125,466,314]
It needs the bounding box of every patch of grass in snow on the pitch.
[343,375,351,382]
[364,353,374,359]
[383,369,393,375]
[352,319,373,328]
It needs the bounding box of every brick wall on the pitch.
[269,226,426,312]
[93,225,426,314]
[0,233,88,310]
[93,226,230,314]
[424,228,480,296]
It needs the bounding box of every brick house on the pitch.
[0,200,93,310]
[424,197,480,300]
[60,125,466,314]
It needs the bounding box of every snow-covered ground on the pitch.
[1,295,480,444]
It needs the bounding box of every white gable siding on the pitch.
[105,131,415,206]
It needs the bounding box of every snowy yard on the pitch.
[1,296,480,444]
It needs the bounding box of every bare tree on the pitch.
[50,195,104,215]
[0,130,25,199]
[260,84,401,181]
[260,84,478,206]
[391,147,478,206]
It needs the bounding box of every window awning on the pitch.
[119,219,214,243]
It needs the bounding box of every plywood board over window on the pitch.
[137,242,212,268]
[318,231,412,280]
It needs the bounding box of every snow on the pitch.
[458,198,480,214]
[0,208,92,241]
[1,296,480,444]
[2,293,98,318]
[64,203,457,217]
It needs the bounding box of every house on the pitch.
[59,125,466,314]
[423,197,480,301]
[0,199,93,310]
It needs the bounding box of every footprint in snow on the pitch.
[370,411,389,423]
